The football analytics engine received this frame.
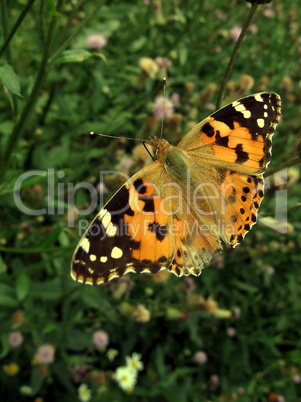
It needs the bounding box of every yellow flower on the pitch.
[126,353,144,372]
[139,57,159,78]
[107,348,119,361]
[131,304,151,323]
[3,362,19,376]
[78,383,91,402]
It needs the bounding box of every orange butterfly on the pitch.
[71,92,281,285]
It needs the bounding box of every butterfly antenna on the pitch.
[90,132,152,146]
[160,77,167,140]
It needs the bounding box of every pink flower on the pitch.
[92,330,109,350]
[226,327,236,337]
[86,33,107,50]
[237,387,245,395]
[152,96,174,120]
[213,255,224,269]
[263,6,275,18]
[73,364,89,383]
[170,92,180,108]
[210,374,220,389]
[155,56,172,69]
[231,307,241,321]
[96,182,108,195]
[249,24,258,35]
[292,375,301,384]
[266,266,275,275]
[194,351,207,364]
[35,344,55,364]
[8,332,23,348]
[184,277,195,293]
[120,156,133,172]
[230,25,242,42]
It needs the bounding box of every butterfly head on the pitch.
[150,136,170,158]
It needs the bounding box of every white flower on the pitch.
[78,383,91,402]
[126,352,144,372]
[115,366,137,391]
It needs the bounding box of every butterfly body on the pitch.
[71,92,281,285]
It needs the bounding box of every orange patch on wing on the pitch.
[212,145,238,163]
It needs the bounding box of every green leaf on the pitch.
[16,272,30,301]
[0,254,7,274]
[54,50,106,64]
[0,63,21,95]
[65,329,90,351]
[0,333,10,359]
[31,368,45,395]
[0,283,18,307]
[46,0,62,17]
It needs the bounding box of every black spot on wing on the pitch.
[133,178,147,194]
[235,143,249,164]
[215,131,229,147]
[139,196,155,212]
[202,122,215,137]
[148,222,168,242]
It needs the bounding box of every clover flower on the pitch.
[86,33,107,50]
[8,331,23,348]
[194,351,208,364]
[34,344,55,364]
[92,330,109,350]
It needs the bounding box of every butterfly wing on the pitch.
[71,161,180,285]
[168,92,281,272]
[178,92,281,175]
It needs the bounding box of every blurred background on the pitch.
[0,0,300,401]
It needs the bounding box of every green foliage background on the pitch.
[0,0,300,401]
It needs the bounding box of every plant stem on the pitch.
[215,3,259,109]
[264,156,301,177]
[0,5,61,181]
[48,1,104,65]
[0,0,20,119]
[0,0,36,58]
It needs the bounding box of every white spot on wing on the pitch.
[79,238,90,253]
[233,102,251,118]
[111,246,123,259]
[98,209,117,237]
[106,222,117,237]
[99,209,111,228]
[100,256,108,263]
[254,94,263,102]
[242,110,251,118]
[257,118,265,128]
[90,254,96,262]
